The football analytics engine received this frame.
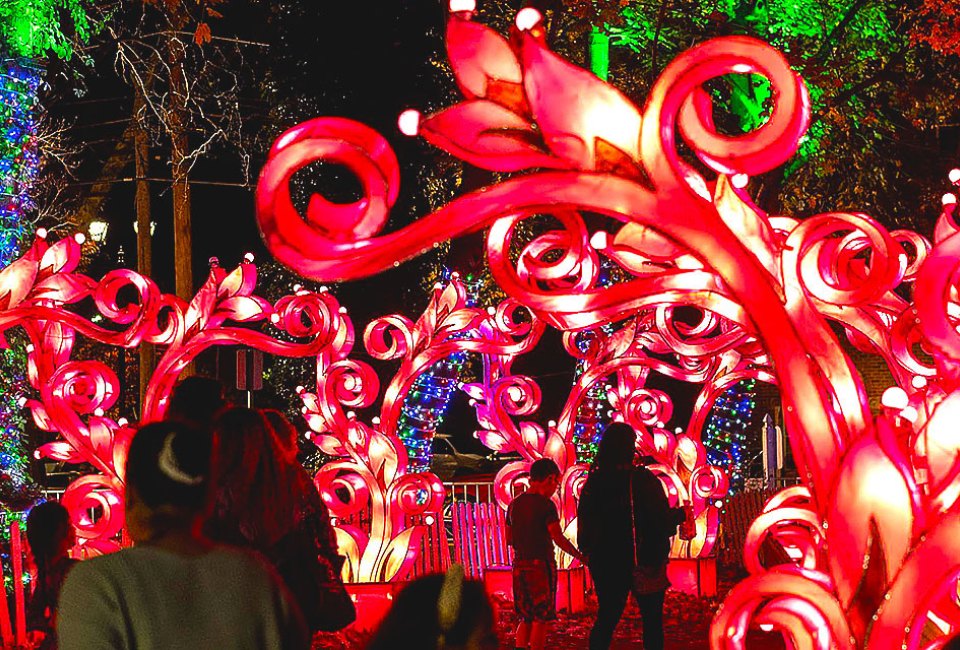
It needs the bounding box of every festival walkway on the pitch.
[313,584,787,649]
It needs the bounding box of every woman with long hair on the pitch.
[206,407,353,633]
[26,501,76,649]
[57,421,307,649]
[577,422,683,650]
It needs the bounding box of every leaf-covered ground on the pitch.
[313,577,788,649]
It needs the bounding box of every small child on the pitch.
[506,458,584,650]
[26,501,77,650]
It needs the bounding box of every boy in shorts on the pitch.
[506,458,585,650]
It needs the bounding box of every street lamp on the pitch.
[88,220,109,244]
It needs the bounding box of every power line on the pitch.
[65,176,256,189]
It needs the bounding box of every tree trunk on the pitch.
[134,83,154,413]
[167,33,192,302]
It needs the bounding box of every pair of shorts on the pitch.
[512,559,557,622]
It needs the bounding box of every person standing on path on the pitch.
[507,458,585,650]
[577,422,684,650]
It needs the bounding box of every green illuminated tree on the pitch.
[545,0,960,229]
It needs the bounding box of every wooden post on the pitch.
[167,31,192,303]
[134,84,155,411]
[11,521,25,646]
[0,525,12,645]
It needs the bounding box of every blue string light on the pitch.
[703,379,757,493]
[0,58,41,545]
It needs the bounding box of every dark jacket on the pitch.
[577,465,683,569]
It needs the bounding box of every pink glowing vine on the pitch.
[254,3,960,647]
[0,235,336,554]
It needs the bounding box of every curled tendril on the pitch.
[652,305,750,358]
[319,360,380,425]
[273,291,345,343]
[61,475,124,545]
[48,361,119,416]
[710,566,853,650]
[643,36,810,191]
[364,315,415,361]
[315,464,371,519]
[515,212,598,289]
[782,213,904,308]
[623,388,672,428]
[491,375,541,418]
[92,269,161,338]
[915,230,960,365]
[388,472,445,520]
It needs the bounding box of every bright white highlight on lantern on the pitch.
[949,168,960,183]
[759,624,774,632]
[881,386,909,410]
[507,386,523,401]
[424,515,436,525]
[449,0,475,11]
[36,227,47,238]
[515,7,541,31]
[943,193,957,205]
[590,231,609,250]
[732,173,749,189]
[398,109,421,136]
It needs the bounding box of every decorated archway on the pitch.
[252,3,960,647]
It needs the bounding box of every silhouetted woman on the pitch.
[58,421,307,649]
[206,407,352,633]
[26,501,76,649]
[577,422,683,650]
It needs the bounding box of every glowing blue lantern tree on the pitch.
[396,269,479,473]
[703,379,757,492]
[0,58,41,525]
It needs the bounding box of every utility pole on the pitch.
[134,83,155,412]
[167,25,193,303]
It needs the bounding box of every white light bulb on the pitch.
[942,193,957,206]
[881,386,909,410]
[398,109,421,136]
[731,173,749,189]
[449,0,475,11]
[949,168,960,184]
[515,7,541,31]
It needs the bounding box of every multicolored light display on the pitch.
[703,379,756,492]
[252,2,960,646]
[0,58,40,535]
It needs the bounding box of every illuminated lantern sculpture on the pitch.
[255,2,960,647]
[0,235,341,555]
[300,277,541,582]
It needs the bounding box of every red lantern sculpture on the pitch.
[0,234,340,555]
[254,3,960,647]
